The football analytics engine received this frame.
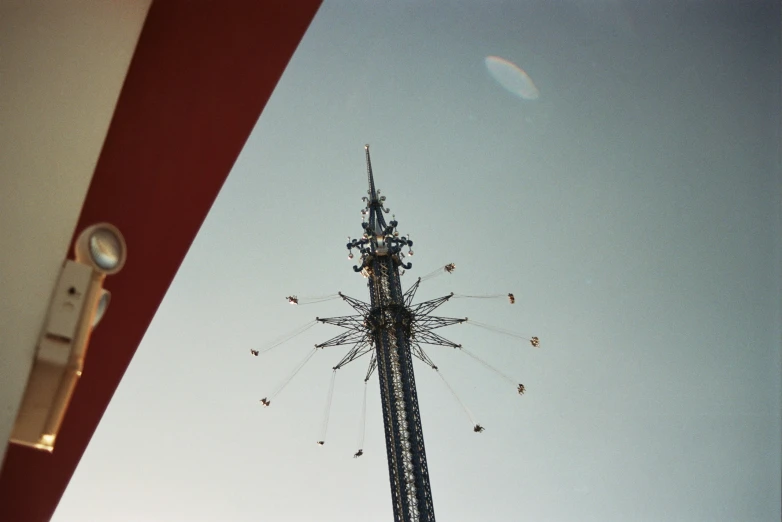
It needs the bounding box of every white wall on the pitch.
[0,0,152,466]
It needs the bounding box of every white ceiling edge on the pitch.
[0,0,153,466]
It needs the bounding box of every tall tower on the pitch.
[354,145,435,522]
[309,145,532,521]
[315,145,460,522]
[268,145,535,521]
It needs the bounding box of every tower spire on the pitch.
[365,144,378,203]
[362,144,389,235]
[350,145,412,276]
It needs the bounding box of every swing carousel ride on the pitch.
[249,147,541,467]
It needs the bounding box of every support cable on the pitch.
[435,368,476,427]
[298,294,340,306]
[453,293,506,299]
[355,380,368,457]
[458,346,518,389]
[267,348,318,401]
[252,320,318,356]
[420,263,456,282]
[318,369,338,444]
[464,320,540,347]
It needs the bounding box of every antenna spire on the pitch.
[365,144,378,201]
[361,144,390,236]
[347,145,413,275]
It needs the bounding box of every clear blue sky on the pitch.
[54,1,780,521]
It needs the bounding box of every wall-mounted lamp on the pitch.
[10,223,126,452]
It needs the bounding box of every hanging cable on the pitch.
[252,320,318,356]
[458,346,518,388]
[435,369,476,427]
[420,263,457,282]
[356,380,368,456]
[318,369,337,445]
[464,320,540,347]
[298,294,340,306]
[452,293,506,300]
[267,348,318,401]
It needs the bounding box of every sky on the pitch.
[53,1,780,521]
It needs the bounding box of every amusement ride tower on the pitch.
[260,145,539,522]
[317,145,445,521]
[313,145,466,522]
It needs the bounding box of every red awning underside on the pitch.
[0,2,321,520]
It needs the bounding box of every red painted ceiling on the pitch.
[0,1,321,520]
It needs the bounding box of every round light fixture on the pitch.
[74,223,127,274]
[92,289,111,327]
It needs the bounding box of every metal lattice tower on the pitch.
[314,145,469,522]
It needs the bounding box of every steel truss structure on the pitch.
[314,146,467,522]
